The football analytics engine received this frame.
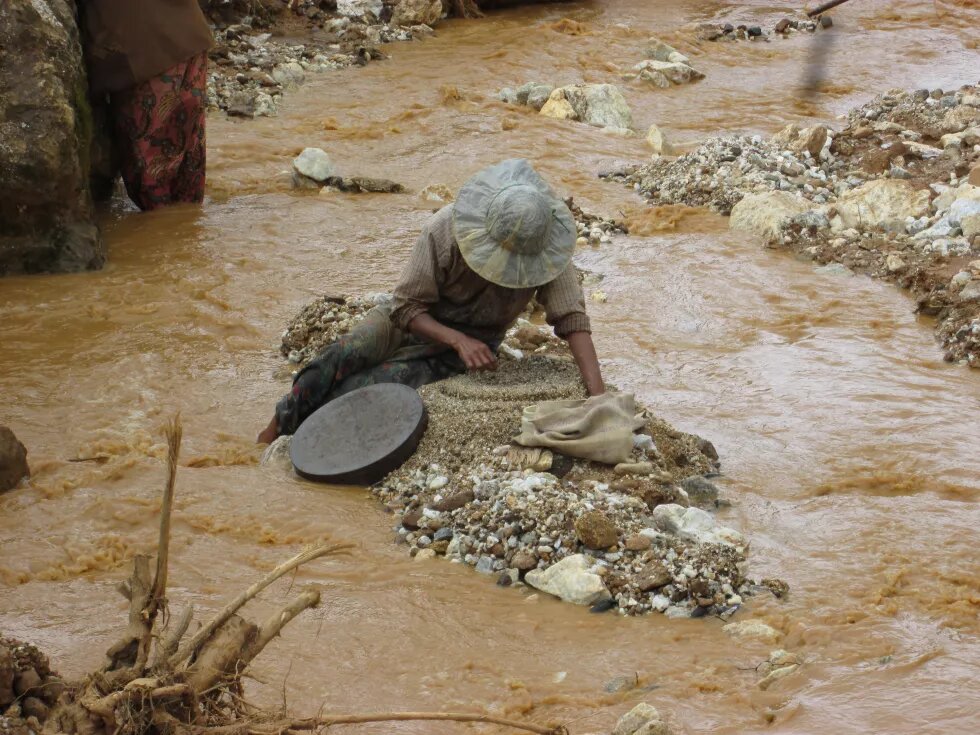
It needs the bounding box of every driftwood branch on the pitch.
[171,543,351,667]
[148,416,181,609]
[185,616,258,693]
[150,604,193,670]
[102,416,183,676]
[136,415,182,671]
[245,590,321,664]
[82,683,192,719]
[103,554,153,671]
[198,711,565,735]
[301,713,563,734]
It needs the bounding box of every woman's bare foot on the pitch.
[256,416,279,444]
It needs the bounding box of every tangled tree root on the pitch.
[30,416,563,735]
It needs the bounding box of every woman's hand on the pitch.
[407,313,497,371]
[453,334,498,371]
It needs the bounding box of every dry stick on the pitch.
[170,543,352,667]
[807,0,852,17]
[150,415,182,606]
[265,713,565,735]
[198,712,564,735]
[245,590,321,665]
[136,415,182,671]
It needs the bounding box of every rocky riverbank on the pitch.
[608,84,980,366]
[269,293,788,619]
[204,2,434,117]
[203,0,560,117]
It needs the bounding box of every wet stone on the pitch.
[680,476,720,506]
[511,550,538,571]
[574,510,619,549]
[475,556,495,574]
[0,426,30,493]
[637,561,672,592]
[590,598,617,613]
[762,578,790,598]
[625,533,652,551]
[430,489,474,512]
[12,669,41,698]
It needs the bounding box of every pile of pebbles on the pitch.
[272,291,788,618]
[566,197,628,247]
[610,84,980,366]
[279,293,387,365]
[694,14,823,42]
[0,636,63,735]
[206,5,435,117]
[371,352,780,618]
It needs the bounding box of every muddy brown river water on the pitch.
[2,1,979,733]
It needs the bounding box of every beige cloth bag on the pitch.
[513,392,645,465]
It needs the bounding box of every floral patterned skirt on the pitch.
[110,52,208,210]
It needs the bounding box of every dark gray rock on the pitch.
[0,426,30,493]
[0,0,104,275]
[680,476,720,506]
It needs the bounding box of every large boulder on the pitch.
[730,191,810,243]
[0,0,104,276]
[390,0,442,26]
[540,84,633,131]
[834,179,930,232]
[0,426,30,493]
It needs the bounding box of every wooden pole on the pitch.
[807,0,851,17]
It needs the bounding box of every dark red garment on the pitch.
[80,0,213,93]
[111,52,207,211]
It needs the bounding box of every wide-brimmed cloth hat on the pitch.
[453,159,576,289]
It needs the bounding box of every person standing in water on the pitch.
[258,159,604,443]
[79,0,212,210]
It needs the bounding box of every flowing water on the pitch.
[2,1,979,732]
